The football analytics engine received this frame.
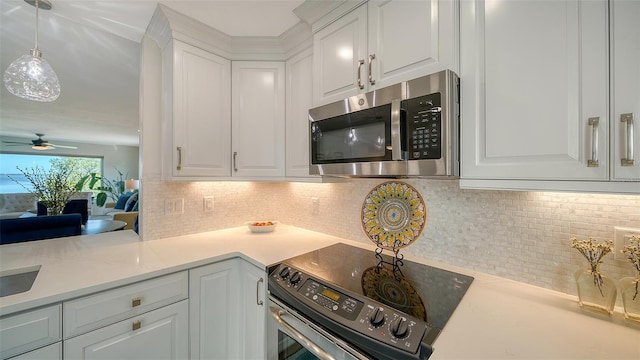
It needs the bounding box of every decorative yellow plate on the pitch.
[361,181,426,249]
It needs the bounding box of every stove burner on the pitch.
[361,266,427,321]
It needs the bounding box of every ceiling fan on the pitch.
[2,133,78,150]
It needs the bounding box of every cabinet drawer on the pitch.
[0,304,61,360]
[64,271,188,338]
[64,300,188,359]
[9,342,61,360]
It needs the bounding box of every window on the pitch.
[0,153,102,193]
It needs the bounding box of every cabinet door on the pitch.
[460,0,608,181]
[286,49,314,178]
[63,300,188,360]
[611,0,640,181]
[189,260,240,360]
[240,261,267,360]
[368,0,458,89]
[313,4,367,106]
[171,40,231,178]
[232,61,286,177]
[0,304,61,360]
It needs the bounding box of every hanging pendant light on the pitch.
[3,0,60,102]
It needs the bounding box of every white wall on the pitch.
[0,135,139,183]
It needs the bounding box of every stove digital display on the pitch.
[322,288,340,301]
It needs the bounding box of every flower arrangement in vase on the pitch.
[570,237,616,315]
[10,164,77,215]
[620,235,640,323]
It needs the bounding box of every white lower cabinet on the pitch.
[62,272,189,360]
[189,258,266,360]
[0,304,61,360]
[9,342,61,360]
[239,261,266,360]
[64,300,188,359]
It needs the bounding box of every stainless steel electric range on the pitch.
[267,243,474,360]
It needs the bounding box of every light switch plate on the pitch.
[204,196,214,212]
[165,198,184,215]
[614,226,640,261]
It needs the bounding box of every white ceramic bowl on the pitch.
[246,221,278,233]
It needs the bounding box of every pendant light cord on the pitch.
[34,0,39,50]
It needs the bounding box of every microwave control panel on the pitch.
[405,93,441,160]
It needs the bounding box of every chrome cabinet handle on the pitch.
[270,307,336,360]
[356,60,365,89]
[132,297,141,307]
[587,117,600,167]
[621,113,635,166]
[132,320,141,331]
[256,278,264,306]
[368,54,376,85]
[233,151,238,172]
[176,147,182,170]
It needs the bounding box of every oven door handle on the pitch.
[270,306,337,360]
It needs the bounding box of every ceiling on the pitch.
[0,0,305,147]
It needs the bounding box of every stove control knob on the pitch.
[278,266,290,280]
[369,307,385,327]
[289,271,302,285]
[390,316,409,339]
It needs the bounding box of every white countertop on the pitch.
[1,225,639,359]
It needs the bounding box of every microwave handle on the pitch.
[391,99,403,160]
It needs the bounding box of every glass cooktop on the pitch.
[279,243,474,331]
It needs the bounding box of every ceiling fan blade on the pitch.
[2,141,31,145]
[49,144,78,149]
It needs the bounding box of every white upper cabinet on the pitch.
[611,0,640,181]
[232,61,286,178]
[460,0,639,192]
[313,0,458,106]
[164,40,232,179]
[367,0,458,89]
[313,4,367,105]
[286,49,315,178]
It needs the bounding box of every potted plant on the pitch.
[74,169,127,207]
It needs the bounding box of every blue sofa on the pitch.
[0,214,82,245]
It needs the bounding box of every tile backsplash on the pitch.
[141,178,639,296]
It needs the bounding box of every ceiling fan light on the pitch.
[3,52,60,102]
[31,144,49,150]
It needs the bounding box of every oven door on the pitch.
[267,298,370,360]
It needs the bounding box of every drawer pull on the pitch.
[621,113,634,166]
[256,277,264,306]
[132,320,141,331]
[176,147,183,171]
[357,59,365,90]
[132,298,141,307]
[587,117,600,167]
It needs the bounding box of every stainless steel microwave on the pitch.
[309,70,459,177]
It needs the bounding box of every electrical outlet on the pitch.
[204,196,214,212]
[165,198,184,215]
[311,197,319,215]
[614,227,640,260]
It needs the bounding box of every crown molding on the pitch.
[145,4,312,61]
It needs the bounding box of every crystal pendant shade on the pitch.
[3,0,60,102]
[3,51,60,102]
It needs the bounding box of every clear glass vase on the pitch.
[620,275,640,324]
[574,268,617,315]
